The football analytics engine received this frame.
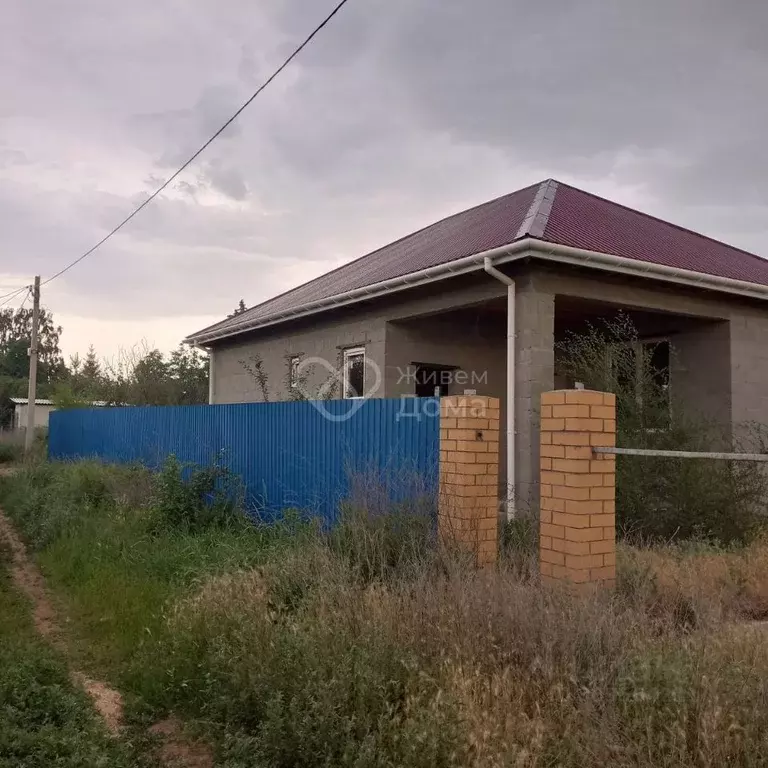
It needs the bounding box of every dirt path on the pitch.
[0,505,126,733]
[0,498,213,766]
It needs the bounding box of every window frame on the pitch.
[288,355,302,391]
[342,347,366,400]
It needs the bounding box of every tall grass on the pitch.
[5,461,768,766]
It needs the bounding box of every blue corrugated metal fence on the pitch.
[48,398,440,524]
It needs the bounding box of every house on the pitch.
[11,398,57,430]
[186,179,768,514]
[11,398,108,431]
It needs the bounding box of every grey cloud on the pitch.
[1,0,768,357]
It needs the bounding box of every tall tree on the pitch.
[0,306,65,383]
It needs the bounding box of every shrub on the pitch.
[557,314,768,544]
[0,443,20,464]
[149,455,245,533]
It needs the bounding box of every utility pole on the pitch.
[25,276,40,454]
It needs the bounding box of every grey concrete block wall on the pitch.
[211,316,386,403]
[514,278,555,513]
[670,321,732,438]
[730,309,768,441]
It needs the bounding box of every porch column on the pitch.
[514,277,555,515]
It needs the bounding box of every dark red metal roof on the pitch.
[191,179,768,342]
[542,182,768,287]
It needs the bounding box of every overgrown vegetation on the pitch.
[0,545,156,767]
[5,461,768,766]
[557,313,768,544]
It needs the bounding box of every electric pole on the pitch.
[25,276,40,453]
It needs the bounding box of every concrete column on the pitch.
[514,279,555,515]
[539,389,616,588]
[438,396,500,566]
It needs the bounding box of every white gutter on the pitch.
[483,257,516,521]
[187,241,533,345]
[188,238,768,346]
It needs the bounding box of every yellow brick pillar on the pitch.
[539,390,616,587]
[438,396,500,566]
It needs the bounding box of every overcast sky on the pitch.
[2,0,767,361]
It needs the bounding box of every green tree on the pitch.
[0,306,65,383]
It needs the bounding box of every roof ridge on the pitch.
[554,180,764,263]
[516,179,559,239]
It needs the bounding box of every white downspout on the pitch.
[207,349,215,405]
[483,257,516,520]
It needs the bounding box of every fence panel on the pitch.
[48,399,440,524]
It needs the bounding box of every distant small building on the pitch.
[11,398,107,431]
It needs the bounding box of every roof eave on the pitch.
[187,239,768,346]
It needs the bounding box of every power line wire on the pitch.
[42,0,352,287]
[0,285,31,310]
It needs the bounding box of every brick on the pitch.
[602,473,616,488]
[590,565,616,581]
[603,552,616,567]
[541,522,565,539]
[540,548,565,566]
[540,432,552,445]
[565,417,604,432]
[541,418,566,431]
[565,473,603,488]
[590,513,615,528]
[563,567,590,583]
[590,539,614,555]
[552,512,591,529]
[553,432,591,445]
[590,486,615,500]
[540,535,552,550]
[449,429,485,441]
[486,408,500,421]
[440,417,458,429]
[540,561,554,577]
[603,500,616,515]
[539,508,552,523]
[441,440,458,452]
[439,462,457,474]
[541,391,566,405]
[440,428,449,440]
[540,496,566,512]
[552,538,590,555]
[443,472,474,486]
[552,486,591,501]
[541,471,565,485]
[564,390,604,405]
[541,405,553,418]
[603,392,616,406]
[475,473,499,485]
[446,451,478,464]
[590,432,616,447]
[565,499,604,515]
[541,457,552,470]
[540,484,553,498]
[590,405,615,419]
[457,440,488,452]
[604,419,617,433]
[478,516,497,530]
[461,418,489,429]
[552,404,591,419]
[564,526,604,542]
[552,458,591,474]
[602,526,616,541]
[565,553,604,569]
[564,445,593,460]
[541,444,566,459]
[476,452,500,464]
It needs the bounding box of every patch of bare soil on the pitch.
[0,499,215,765]
[149,717,215,768]
[0,505,125,735]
